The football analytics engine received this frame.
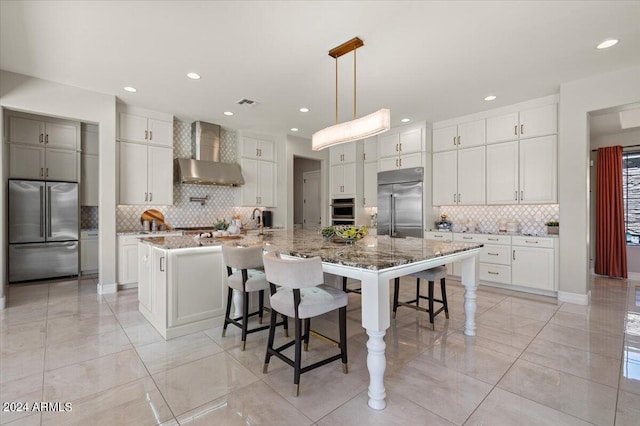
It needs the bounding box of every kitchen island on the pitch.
[138,230,482,410]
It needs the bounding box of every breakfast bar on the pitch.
[139,229,483,410]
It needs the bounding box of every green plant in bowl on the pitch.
[334,225,368,242]
[213,219,228,231]
[321,226,336,239]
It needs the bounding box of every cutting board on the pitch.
[140,209,165,226]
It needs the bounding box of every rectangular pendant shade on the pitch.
[312,109,391,151]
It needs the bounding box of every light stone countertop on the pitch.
[140,230,483,271]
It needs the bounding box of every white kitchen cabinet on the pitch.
[9,144,77,181]
[81,123,99,155]
[119,232,182,286]
[137,243,229,339]
[330,162,357,197]
[378,151,423,172]
[424,231,453,241]
[486,136,557,205]
[330,142,357,163]
[432,147,485,205]
[486,104,557,144]
[119,142,173,205]
[7,114,79,150]
[363,161,378,207]
[119,112,173,148]
[512,236,555,291]
[379,127,423,158]
[433,119,485,152]
[241,136,275,162]
[239,158,276,207]
[45,122,79,150]
[80,230,99,274]
[363,137,377,162]
[81,154,99,206]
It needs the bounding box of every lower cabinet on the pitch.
[80,230,99,273]
[118,232,182,286]
[137,244,229,339]
[511,236,556,291]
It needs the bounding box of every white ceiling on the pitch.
[2,1,640,139]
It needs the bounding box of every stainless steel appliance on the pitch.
[377,168,423,238]
[331,198,355,225]
[8,180,79,282]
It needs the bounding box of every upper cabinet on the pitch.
[81,123,99,206]
[378,126,424,172]
[363,137,377,162]
[238,133,277,207]
[432,146,486,206]
[6,111,80,182]
[432,119,485,152]
[330,142,358,163]
[117,105,173,205]
[486,104,557,144]
[118,105,173,148]
[241,136,274,162]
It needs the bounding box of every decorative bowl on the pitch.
[333,225,368,243]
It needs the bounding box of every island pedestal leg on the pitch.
[460,254,479,336]
[360,271,390,410]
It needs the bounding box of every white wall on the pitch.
[285,135,329,230]
[559,65,640,301]
[0,70,117,301]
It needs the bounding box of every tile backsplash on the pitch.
[81,206,99,229]
[439,204,559,235]
[116,120,258,231]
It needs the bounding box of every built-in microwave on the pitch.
[331,198,355,225]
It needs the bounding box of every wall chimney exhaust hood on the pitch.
[174,121,245,186]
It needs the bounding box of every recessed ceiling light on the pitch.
[597,39,619,49]
[223,111,234,116]
[123,86,137,92]
[299,107,310,113]
[401,118,410,123]
[290,128,299,132]
[484,95,497,101]
[187,72,201,80]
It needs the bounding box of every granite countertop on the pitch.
[427,229,560,238]
[141,230,483,271]
[117,230,185,236]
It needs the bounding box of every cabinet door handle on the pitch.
[149,131,153,140]
[40,167,44,177]
[434,235,443,238]
[395,158,399,167]
[458,193,460,203]
[45,168,48,177]
[520,124,524,134]
[514,125,518,135]
[488,252,499,256]
[457,136,460,145]
[149,192,152,202]
[513,250,516,260]
[453,193,456,203]
[463,236,473,240]
[40,133,44,144]
[399,143,402,151]
[145,130,148,140]
[363,153,366,161]
[453,136,456,146]
[259,148,262,157]
[515,191,518,201]
[145,192,148,202]
[520,190,524,200]
[488,238,499,241]
[399,158,402,167]
[47,186,52,236]
[45,134,49,144]
[160,256,165,272]
[396,143,399,152]
[39,186,44,237]
[256,148,259,156]
[488,271,499,275]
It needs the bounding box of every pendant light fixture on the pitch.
[312,37,390,151]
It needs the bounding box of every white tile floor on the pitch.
[1,275,638,425]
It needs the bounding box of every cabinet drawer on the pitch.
[480,234,511,245]
[480,263,511,284]
[480,244,511,265]
[512,236,554,248]
[424,231,453,241]
[454,233,483,243]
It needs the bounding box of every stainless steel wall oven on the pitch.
[331,198,355,225]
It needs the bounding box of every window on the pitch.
[623,151,640,245]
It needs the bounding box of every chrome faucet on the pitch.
[251,208,264,236]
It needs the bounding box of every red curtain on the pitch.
[595,146,627,278]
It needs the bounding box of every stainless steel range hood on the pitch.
[174,121,245,186]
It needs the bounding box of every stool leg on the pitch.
[339,306,348,374]
[294,318,302,396]
[263,308,278,373]
[416,278,421,308]
[428,280,435,330]
[342,276,348,292]
[222,286,233,337]
[441,277,449,319]
[241,291,249,350]
[393,278,400,319]
[258,290,264,324]
[282,314,289,338]
[303,318,311,351]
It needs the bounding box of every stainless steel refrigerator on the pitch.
[377,167,424,238]
[8,180,79,282]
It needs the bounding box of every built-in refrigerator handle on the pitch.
[390,194,396,237]
[39,186,44,237]
[47,186,52,237]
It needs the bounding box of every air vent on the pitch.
[237,98,259,106]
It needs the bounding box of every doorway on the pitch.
[293,156,321,229]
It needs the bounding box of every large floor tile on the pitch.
[43,349,148,402]
[45,327,132,371]
[46,313,120,344]
[318,390,454,426]
[0,320,46,354]
[619,334,640,396]
[549,311,626,336]
[41,377,173,426]
[136,332,223,374]
[122,321,165,347]
[2,413,41,426]
[521,337,621,387]
[176,381,313,426]
[498,359,617,425]
[464,387,591,426]
[487,297,559,322]
[386,356,493,425]
[0,303,48,329]
[535,321,624,358]
[615,389,640,426]
[46,294,112,320]
[152,352,259,416]
[450,325,532,356]
[0,346,45,384]
[0,373,43,425]
[476,309,548,337]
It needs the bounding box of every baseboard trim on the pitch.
[0,296,5,310]
[557,290,590,305]
[97,282,117,295]
[627,272,640,281]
